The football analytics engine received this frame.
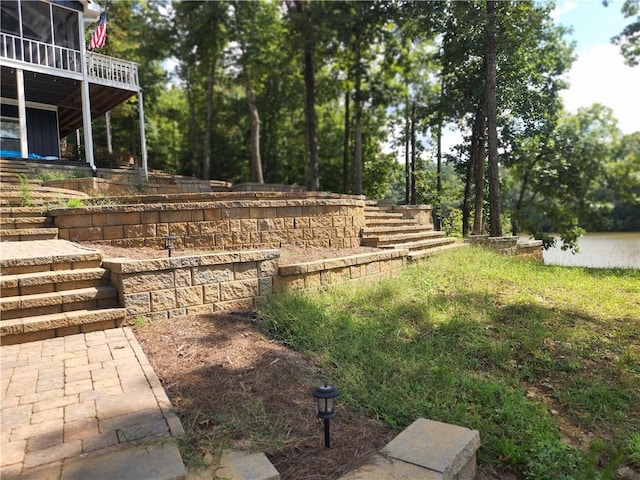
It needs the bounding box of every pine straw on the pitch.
[134,313,395,480]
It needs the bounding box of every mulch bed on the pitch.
[134,313,396,480]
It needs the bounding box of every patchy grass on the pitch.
[260,247,640,479]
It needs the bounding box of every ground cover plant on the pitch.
[260,247,640,479]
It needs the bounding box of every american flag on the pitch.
[88,12,107,50]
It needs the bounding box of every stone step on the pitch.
[364,218,418,228]
[0,285,120,320]
[188,450,279,480]
[0,307,126,345]
[362,231,445,247]
[0,216,52,230]
[0,242,102,274]
[0,172,40,184]
[407,243,468,261]
[341,418,479,480]
[1,267,111,297]
[0,227,59,242]
[377,236,457,252]
[0,206,48,218]
[362,225,436,237]
[0,184,89,207]
[364,211,404,219]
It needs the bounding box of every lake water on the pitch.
[541,232,640,269]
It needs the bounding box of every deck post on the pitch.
[16,69,28,158]
[138,90,148,180]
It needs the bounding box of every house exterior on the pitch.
[0,0,147,177]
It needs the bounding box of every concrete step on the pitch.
[0,216,52,230]
[0,285,120,320]
[407,242,468,261]
[378,236,457,252]
[1,267,111,297]
[0,307,126,346]
[362,231,445,247]
[0,227,59,242]
[0,243,102,274]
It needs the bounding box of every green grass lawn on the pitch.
[260,247,640,479]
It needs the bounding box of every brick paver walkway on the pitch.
[1,328,185,479]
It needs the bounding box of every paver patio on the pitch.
[1,328,186,480]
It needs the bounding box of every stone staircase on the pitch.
[1,160,126,345]
[0,158,91,208]
[362,203,464,261]
[0,206,59,241]
[0,240,126,345]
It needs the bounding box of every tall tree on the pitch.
[612,0,640,66]
[484,0,501,236]
[287,0,320,191]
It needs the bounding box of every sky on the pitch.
[552,0,640,134]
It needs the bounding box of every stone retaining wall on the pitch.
[465,235,543,261]
[102,249,407,323]
[102,250,280,321]
[274,249,408,292]
[50,195,367,251]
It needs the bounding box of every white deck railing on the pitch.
[86,52,139,89]
[0,32,139,91]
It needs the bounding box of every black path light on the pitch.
[163,235,176,257]
[312,383,340,448]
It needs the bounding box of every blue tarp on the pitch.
[0,150,58,160]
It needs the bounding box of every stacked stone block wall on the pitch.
[274,249,408,292]
[102,250,280,321]
[50,196,367,251]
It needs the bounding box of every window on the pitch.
[0,117,21,153]
[20,1,52,43]
[53,5,79,50]
[0,1,21,36]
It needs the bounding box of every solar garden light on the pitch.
[163,235,175,257]
[312,383,339,448]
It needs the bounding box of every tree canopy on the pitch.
[86,0,639,246]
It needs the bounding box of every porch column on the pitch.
[105,111,113,154]
[79,16,96,173]
[138,90,148,180]
[80,76,96,173]
[16,69,28,158]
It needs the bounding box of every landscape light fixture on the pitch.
[163,235,175,257]
[312,383,339,448]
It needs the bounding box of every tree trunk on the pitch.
[297,1,319,191]
[404,103,410,205]
[186,80,200,177]
[435,117,442,230]
[342,91,351,194]
[353,20,363,196]
[202,61,214,180]
[435,69,445,231]
[245,81,264,184]
[485,0,501,236]
[410,100,417,205]
[462,157,473,237]
[472,101,485,235]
